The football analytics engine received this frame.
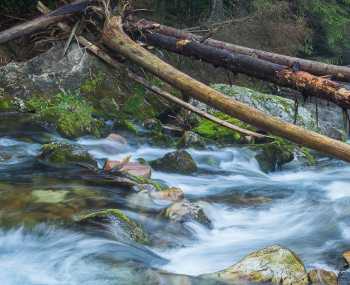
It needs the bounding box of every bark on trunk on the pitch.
[0,0,91,44]
[102,16,350,163]
[131,19,350,82]
[124,23,350,110]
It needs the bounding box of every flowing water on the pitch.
[1,115,349,284]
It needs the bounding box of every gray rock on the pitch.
[150,150,198,174]
[211,84,346,140]
[202,245,308,285]
[0,42,115,99]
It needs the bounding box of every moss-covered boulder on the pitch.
[150,150,197,174]
[253,139,295,172]
[202,245,308,285]
[308,269,337,285]
[162,200,211,228]
[26,91,102,138]
[38,143,97,168]
[77,209,149,244]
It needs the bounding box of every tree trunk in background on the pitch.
[209,0,225,22]
[124,21,350,110]
[102,16,350,163]
[131,19,350,82]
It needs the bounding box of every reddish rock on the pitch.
[104,160,151,178]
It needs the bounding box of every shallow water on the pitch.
[1,125,349,284]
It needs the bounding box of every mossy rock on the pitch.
[38,142,97,168]
[31,190,69,204]
[26,91,103,138]
[150,150,197,174]
[308,269,337,285]
[78,209,149,244]
[253,139,295,173]
[202,245,308,285]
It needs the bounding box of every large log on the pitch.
[0,0,92,45]
[131,19,350,82]
[124,20,350,110]
[102,16,350,163]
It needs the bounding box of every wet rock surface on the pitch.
[150,150,198,174]
[202,245,308,285]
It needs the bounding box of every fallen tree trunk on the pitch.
[128,72,266,139]
[103,16,350,163]
[37,2,265,141]
[0,0,91,44]
[132,19,350,82]
[124,20,350,110]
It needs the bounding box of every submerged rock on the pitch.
[150,150,197,174]
[78,209,149,244]
[177,131,206,149]
[308,269,337,285]
[202,245,308,285]
[162,200,212,228]
[150,187,184,202]
[38,143,97,168]
[106,133,128,145]
[32,190,69,204]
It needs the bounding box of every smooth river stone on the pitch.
[104,160,152,178]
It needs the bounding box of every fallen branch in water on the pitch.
[128,72,267,139]
[132,19,350,82]
[102,16,350,163]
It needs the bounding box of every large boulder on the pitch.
[202,245,308,285]
[211,84,346,140]
[77,209,149,244]
[150,150,197,174]
[38,142,97,169]
[0,43,114,99]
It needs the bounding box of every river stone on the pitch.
[202,245,308,285]
[254,142,294,173]
[150,187,184,202]
[343,250,350,266]
[177,131,206,149]
[162,200,212,228]
[38,142,97,169]
[77,209,149,244]
[308,269,337,285]
[150,150,197,174]
[31,190,69,204]
[104,160,152,178]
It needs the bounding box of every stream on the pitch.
[0,116,349,284]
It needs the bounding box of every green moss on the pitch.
[80,73,104,94]
[194,112,252,144]
[128,174,165,192]
[78,209,149,244]
[27,90,102,138]
[253,138,295,172]
[300,147,317,166]
[39,142,97,168]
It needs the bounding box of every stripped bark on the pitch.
[128,72,266,139]
[102,16,350,163]
[131,19,350,82]
[124,20,350,110]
